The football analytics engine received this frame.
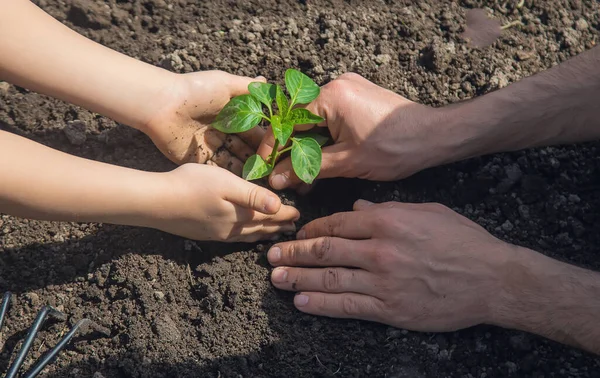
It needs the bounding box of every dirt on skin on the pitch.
[1,0,600,377]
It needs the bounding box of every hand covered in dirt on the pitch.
[144,71,267,174]
[258,73,449,190]
[266,200,516,331]
[148,164,299,242]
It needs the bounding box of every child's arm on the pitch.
[0,0,261,170]
[0,130,298,242]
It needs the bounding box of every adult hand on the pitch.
[266,200,516,331]
[143,71,267,175]
[146,164,299,242]
[258,73,452,190]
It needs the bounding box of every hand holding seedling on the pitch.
[143,71,269,174]
[0,0,263,174]
[212,69,325,184]
[0,131,299,242]
[0,0,299,243]
[258,73,446,190]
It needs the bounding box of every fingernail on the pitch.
[296,229,306,240]
[254,75,267,82]
[268,246,282,263]
[294,294,309,307]
[272,267,288,283]
[355,199,374,207]
[264,195,279,213]
[271,174,289,189]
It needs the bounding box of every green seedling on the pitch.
[211,69,325,184]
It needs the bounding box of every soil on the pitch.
[1,0,600,377]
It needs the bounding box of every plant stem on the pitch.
[268,139,280,167]
[278,146,292,155]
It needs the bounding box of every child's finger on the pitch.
[237,221,297,240]
[224,178,282,214]
[223,135,255,162]
[225,73,267,97]
[250,204,301,223]
[210,148,244,176]
[190,128,225,164]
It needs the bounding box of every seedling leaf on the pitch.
[275,85,289,116]
[271,115,294,146]
[285,69,320,106]
[289,108,324,126]
[212,95,263,133]
[291,137,322,184]
[243,154,272,180]
[248,82,276,113]
[294,133,328,147]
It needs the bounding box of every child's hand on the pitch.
[144,71,266,175]
[1,1,261,175]
[1,130,298,243]
[145,164,299,242]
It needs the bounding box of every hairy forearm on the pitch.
[492,247,600,354]
[0,130,162,226]
[0,0,175,131]
[444,46,600,161]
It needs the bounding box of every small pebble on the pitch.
[24,292,40,307]
[0,81,10,95]
[501,220,514,232]
[63,121,87,146]
[575,18,589,31]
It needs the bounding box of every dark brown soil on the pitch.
[1,0,600,377]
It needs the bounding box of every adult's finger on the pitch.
[267,237,372,268]
[297,211,374,240]
[268,143,350,190]
[303,88,330,128]
[353,200,457,217]
[271,266,377,295]
[292,292,385,323]
[352,199,376,211]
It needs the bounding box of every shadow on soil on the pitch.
[2,106,600,376]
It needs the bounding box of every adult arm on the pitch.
[447,45,600,161]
